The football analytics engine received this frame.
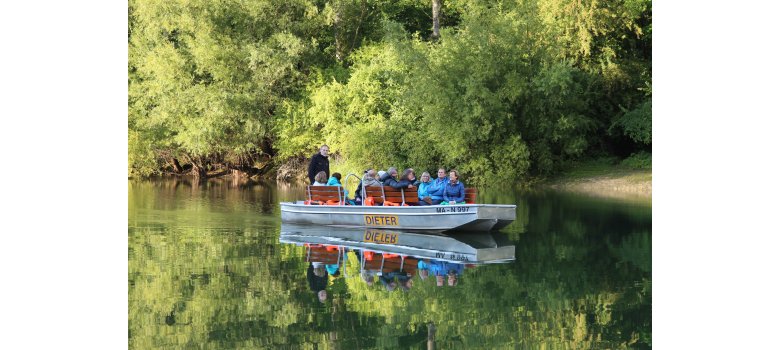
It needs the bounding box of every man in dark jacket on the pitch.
[307,263,328,303]
[307,144,330,185]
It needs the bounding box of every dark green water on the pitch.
[129,178,651,349]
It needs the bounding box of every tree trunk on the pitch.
[427,322,436,350]
[191,164,206,178]
[431,0,441,42]
[333,1,344,62]
[172,158,183,173]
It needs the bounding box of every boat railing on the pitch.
[344,173,362,205]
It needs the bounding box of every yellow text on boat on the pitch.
[363,230,399,244]
[363,215,399,227]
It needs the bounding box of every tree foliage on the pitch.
[129,0,651,181]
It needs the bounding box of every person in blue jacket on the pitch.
[427,168,447,205]
[417,172,433,205]
[442,170,465,205]
[428,259,464,287]
[326,172,349,199]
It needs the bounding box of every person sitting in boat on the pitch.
[381,167,414,190]
[354,169,381,204]
[378,273,397,291]
[326,172,349,199]
[378,167,396,184]
[360,270,375,286]
[417,259,430,280]
[442,169,466,205]
[396,272,413,292]
[417,172,434,205]
[307,263,329,302]
[429,260,464,287]
[426,168,448,205]
[313,171,328,186]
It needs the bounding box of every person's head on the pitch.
[317,290,328,303]
[437,168,447,180]
[449,170,459,183]
[313,266,326,277]
[387,167,398,178]
[402,168,414,181]
[331,172,342,181]
[315,171,328,184]
[319,144,329,157]
[447,271,458,286]
[367,169,377,178]
[400,278,413,292]
[385,281,397,291]
[361,271,374,286]
[377,170,387,179]
[436,275,444,287]
[419,269,429,280]
[420,172,431,183]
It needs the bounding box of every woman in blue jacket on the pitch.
[442,170,465,205]
[417,172,433,205]
[427,168,447,205]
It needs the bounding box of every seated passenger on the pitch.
[382,168,414,189]
[313,171,328,186]
[442,170,466,205]
[427,168,447,205]
[326,172,349,198]
[378,167,396,184]
[417,172,433,205]
[355,169,382,204]
[429,260,464,287]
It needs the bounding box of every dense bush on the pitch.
[129,0,652,182]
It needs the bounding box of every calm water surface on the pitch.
[129,178,651,349]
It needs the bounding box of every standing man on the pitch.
[307,144,330,185]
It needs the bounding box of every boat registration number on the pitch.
[364,215,399,226]
[435,206,470,213]
[363,230,399,244]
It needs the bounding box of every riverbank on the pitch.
[540,161,652,203]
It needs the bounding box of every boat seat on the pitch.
[363,254,418,275]
[306,245,341,264]
[306,186,344,205]
[465,188,478,204]
[362,186,419,206]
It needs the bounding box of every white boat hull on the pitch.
[280,202,516,232]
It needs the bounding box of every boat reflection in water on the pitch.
[280,224,515,301]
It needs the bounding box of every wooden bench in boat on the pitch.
[306,184,477,205]
[364,185,478,205]
[464,188,478,204]
[306,186,345,205]
[361,251,419,276]
[362,186,419,206]
[304,244,342,264]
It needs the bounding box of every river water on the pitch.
[129,178,651,349]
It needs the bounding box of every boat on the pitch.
[280,181,516,232]
[279,224,515,264]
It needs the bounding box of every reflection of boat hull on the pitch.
[280,202,516,232]
[279,224,515,264]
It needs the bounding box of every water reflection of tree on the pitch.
[129,181,651,349]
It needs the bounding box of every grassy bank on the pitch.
[541,159,652,203]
